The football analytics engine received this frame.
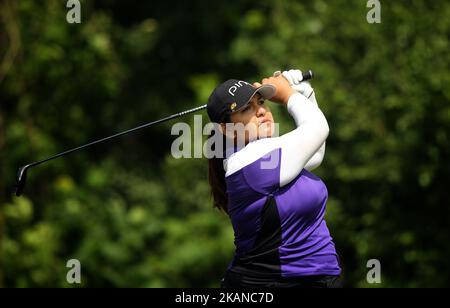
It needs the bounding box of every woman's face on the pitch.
[225,93,275,144]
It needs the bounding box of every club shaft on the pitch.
[28,104,207,169]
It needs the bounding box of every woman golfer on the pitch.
[206,69,341,288]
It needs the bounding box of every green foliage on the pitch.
[1,0,449,287]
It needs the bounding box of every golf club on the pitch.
[13,70,313,197]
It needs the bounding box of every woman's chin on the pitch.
[258,126,273,139]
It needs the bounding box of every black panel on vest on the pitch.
[231,195,283,277]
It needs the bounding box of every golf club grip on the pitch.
[303,70,313,81]
[273,70,313,81]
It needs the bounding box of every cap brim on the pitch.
[255,84,276,100]
[234,84,276,112]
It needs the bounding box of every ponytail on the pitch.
[207,129,229,214]
[208,156,228,214]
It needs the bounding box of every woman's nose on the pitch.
[256,105,266,117]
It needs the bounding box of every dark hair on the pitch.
[208,155,228,214]
[207,115,231,214]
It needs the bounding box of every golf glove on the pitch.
[274,69,318,106]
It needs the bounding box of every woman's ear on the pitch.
[219,123,235,140]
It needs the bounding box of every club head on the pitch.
[14,165,29,197]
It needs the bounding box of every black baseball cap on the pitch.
[207,79,276,123]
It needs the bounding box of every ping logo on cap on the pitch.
[228,80,250,96]
[230,102,237,111]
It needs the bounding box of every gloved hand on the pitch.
[273,69,318,106]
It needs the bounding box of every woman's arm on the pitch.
[225,92,328,187]
[304,141,325,171]
[290,79,326,172]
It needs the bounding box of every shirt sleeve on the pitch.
[302,88,326,171]
[279,93,329,186]
[304,141,325,171]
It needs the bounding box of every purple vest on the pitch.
[225,148,341,277]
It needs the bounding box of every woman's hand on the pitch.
[255,75,297,105]
[281,69,317,106]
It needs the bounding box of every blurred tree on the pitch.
[0,0,449,287]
